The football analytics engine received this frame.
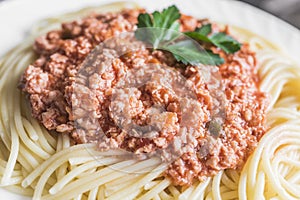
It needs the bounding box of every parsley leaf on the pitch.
[162,40,224,65]
[210,32,241,54]
[135,5,226,66]
[151,5,180,28]
[136,5,181,48]
[185,31,211,43]
[185,24,242,54]
[195,24,212,36]
[137,13,153,28]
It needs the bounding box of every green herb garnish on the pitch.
[185,24,242,54]
[135,5,241,66]
[164,40,224,65]
[136,5,181,49]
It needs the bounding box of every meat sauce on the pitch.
[19,9,267,186]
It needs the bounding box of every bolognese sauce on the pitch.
[19,9,267,186]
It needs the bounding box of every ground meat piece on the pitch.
[45,53,68,77]
[21,65,50,94]
[29,94,44,116]
[19,8,267,186]
[41,108,60,130]
[180,14,199,32]
[34,31,62,55]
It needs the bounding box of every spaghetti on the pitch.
[0,2,300,200]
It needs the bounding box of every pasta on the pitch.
[1,2,300,200]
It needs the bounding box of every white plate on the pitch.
[1,0,300,199]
